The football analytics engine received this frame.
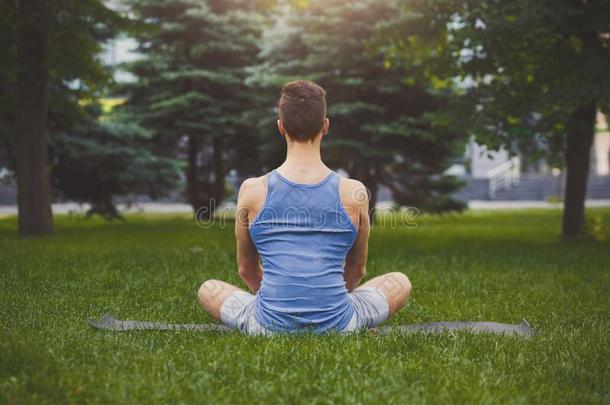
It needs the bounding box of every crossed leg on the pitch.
[358,271,412,317]
[198,271,412,323]
[198,279,245,321]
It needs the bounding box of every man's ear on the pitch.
[322,117,330,136]
[277,119,287,137]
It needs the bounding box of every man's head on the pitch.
[278,80,329,142]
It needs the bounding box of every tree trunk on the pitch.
[15,1,53,237]
[186,135,225,220]
[212,136,225,204]
[186,133,202,211]
[562,102,596,240]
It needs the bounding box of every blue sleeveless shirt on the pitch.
[250,169,358,333]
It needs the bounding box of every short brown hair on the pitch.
[279,80,327,141]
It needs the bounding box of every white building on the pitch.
[467,112,610,179]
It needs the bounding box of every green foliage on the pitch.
[1,209,609,402]
[45,1,128,92]
[0,0,126,133]
[0,0,181,218]
[384,0,610,164]
[50,104,182,219]
[585,215,607,242]
[122,0,266,213]
[252,0,466,213]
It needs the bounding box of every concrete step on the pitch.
[455,174,610,201]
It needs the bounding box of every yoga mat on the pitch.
[89,313,232,332]
[89,313,534,337]
[376,320,534,336]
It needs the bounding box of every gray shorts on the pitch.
[219,287,390,336]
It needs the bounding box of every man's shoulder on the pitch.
[240,175,266,190]
[338,176,369,208]
[238,175,267,205]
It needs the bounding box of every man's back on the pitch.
[198,80,411,335]
[247,169,357,332]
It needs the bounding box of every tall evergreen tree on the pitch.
[123,0,265,217]
[49,101,181,219]
[251,0,466,217]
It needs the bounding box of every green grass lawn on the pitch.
[1,209,609,404]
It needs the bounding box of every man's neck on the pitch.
[283,138,324,169]
[278,136,330,180]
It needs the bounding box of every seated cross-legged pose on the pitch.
[198,80,412,335]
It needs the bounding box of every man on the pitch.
[199,80,411,334]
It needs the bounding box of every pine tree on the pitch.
[252,0,466,217]
[123,0,265,217]
[49,101,181,219]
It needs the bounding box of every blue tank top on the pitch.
[250,169,358,333]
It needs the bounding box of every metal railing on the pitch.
[487,158,521,199]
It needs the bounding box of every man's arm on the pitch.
[342,179,370,291]
[235,178,265,293]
